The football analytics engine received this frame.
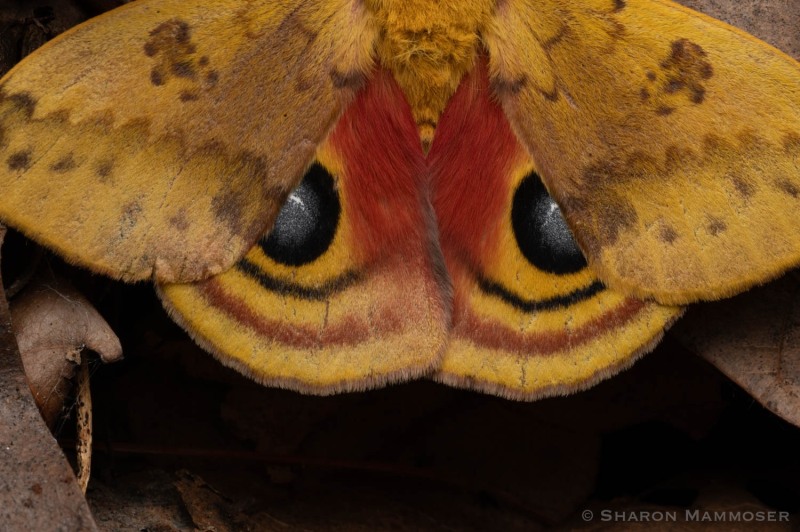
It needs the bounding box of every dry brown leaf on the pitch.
[678,0,800,56]
[10,273,122,428]
[674,273,800,428]
[175,470,238,532]
[76,355,93,494]
[0,228,99,530]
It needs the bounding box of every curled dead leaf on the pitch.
[0,227,99,529]
[675,272,800,428]
[10,273,122,428]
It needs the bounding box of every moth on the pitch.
[0,0,797,399]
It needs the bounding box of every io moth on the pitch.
[0,0,797,399]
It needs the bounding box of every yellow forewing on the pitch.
[486,0,800,305]
[0,0,374,282]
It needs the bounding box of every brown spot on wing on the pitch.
[659,39,713,105]
[729,173,756,198]
[150,69,165,86]
[94,158,114,182]
[613,0,627,11]
[49,153,77,173]
[6,92,37,118]
[7,149,31,171]
[706,216,727,236]
[664,79,686,93]
[783,132,800,154]
[663,144,698,173]
[143,42,157,57]
[643,40,714,115]
[210,148,285,242]
[776,179,800,198]
[702,133,733,158]
[566,192,637,253]
[169,209,190,231]
[145,19,191,55]
[179,90,199,102]
[171,61,196,79]
[144,18,216,99]
[736,129,769,153]
[658,224,678,244]
[583,151,658,185]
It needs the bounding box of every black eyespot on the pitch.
[511,171,587,275]
[260,163,340,266]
